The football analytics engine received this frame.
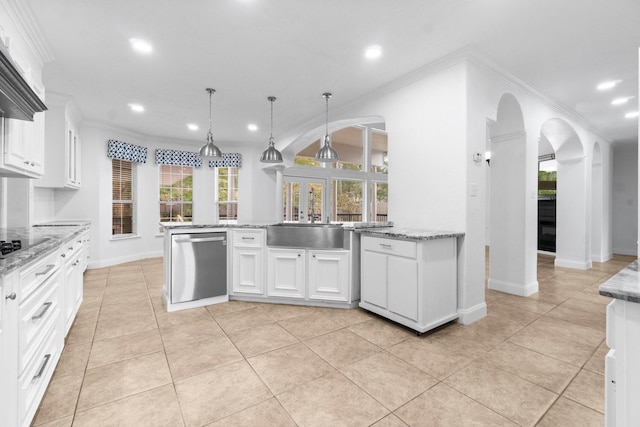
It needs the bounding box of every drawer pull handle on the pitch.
[241,237,255,240]
[60,253,66,258]
[36,264,56,276]
[68,247,74,251]
[379,243,392,249]
[5,292,16,300]
[32,354,51,381]
[32,302,53,321]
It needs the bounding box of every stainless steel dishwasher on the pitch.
[170,231,227,304]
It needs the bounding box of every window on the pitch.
[216,167,238,223]
[538,159,557,197]
[331,179,363,222]
[370,182,388,222]
[159,165,193,227]
[289,124,388,222]
[112,159,134,236]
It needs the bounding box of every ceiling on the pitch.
[25,0,640,149]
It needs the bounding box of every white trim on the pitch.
[109,234,140,241]
[554,258,592,270]
[87,250,163,269]
[457,302,487,325]
[488,278,539,297]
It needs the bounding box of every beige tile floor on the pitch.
[31,253,635,427]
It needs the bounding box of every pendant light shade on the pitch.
[315,92,339,163]
[199,88,223,159]
[260,96,283,163]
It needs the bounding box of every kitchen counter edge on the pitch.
[0,223,91,277]
[355,227,464,240]
[599,259,640,303]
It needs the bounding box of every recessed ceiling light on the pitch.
[128,103,144,113]
[187,123,198,131]
[624,111,639,118]
[129,38,153,54]
[611,97,630,105]
[365,45,382,60]
[597,80,621,91]
[247,124,258,132]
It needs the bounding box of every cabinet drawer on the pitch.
[19,322,61,426]
[19,249,61,300]
[362,236,417,259]
[19,269,61,374]
[233,229,264,247]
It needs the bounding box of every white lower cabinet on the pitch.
[232,229,264,295]
[360,235,458,334]
[308,250,349,302]
[267,248,306,298]
[0,230,87,427]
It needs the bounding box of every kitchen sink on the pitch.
[266,223,346,249]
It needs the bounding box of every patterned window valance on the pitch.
[107,139,148,163]
[208,153,242,168]
[155,149,203,167]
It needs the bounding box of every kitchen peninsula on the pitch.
[162,223,463,334]
[600,261,640,426]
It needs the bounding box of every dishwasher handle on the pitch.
[174,236,226,244]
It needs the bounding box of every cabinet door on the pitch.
[361,250,387,308]
[308,250,349,301]
[267,249,305,298]
[232,247,264,294]
[388,256,418,321]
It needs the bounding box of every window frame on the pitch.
[215,166,239,224]
[286,125,388,223]
[111,159,136,237]
[158,164,194,229]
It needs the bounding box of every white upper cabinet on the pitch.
[0,4,52,179]
[35,96,82,189]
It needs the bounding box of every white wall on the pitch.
[46,122,269,268]
[612,143,638,255]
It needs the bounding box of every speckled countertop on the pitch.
[599,260,640,303]
[355,227,464,240]
[162,221,394,230]
[0,223,90,277]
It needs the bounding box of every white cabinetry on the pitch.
[267,248,306,298]
[360,235,458,333]
[604,298,640,427]
[308,250,349,302]
[1,81,45,178]
[0,248,65,427]
[61,236,84,335]
[231,229,264,295]
[35,97,82,189]
[0,39,47,178]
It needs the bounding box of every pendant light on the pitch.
[198,88,223,158]
[315,92,339,163]
[259,96,283,163]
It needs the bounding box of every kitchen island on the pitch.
[600,260,640,426]
[356,227,464,334]
[161,222,392,312]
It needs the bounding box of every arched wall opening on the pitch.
[540,118,591,269]
[487,93,538,296]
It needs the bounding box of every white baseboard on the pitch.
[488,278,538,297]
[612,248,637,256]
[457,302,487,325]
[554,258,592,270]
[87,250,163,269]
[592,252,613,262]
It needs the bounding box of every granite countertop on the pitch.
[162,221,394,230]
[599,260,640,303]
[355,227,464,240]
[0,224,90,277]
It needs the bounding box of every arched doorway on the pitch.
[487,93,538,296]
[540,119,590,269]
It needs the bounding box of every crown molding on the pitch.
[4,0,54,65]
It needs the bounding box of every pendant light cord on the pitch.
[270,98,274,142]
